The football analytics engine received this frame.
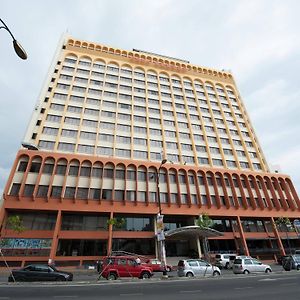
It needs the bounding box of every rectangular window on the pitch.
[23,184,35,197]
[18,161,28,172]
[80,131,97,140]
[9,183,21,196]
[64,117,80,125]
[43,127,59,136]
[64,187,76,198]
[77,188,89,199]
[78,144,94,154]
[80,166,91,177]
[82,119,98,128]
[97,147,113,156]
[92,167,103,177]
[55,165,67,175]
[37,185,49,197]
[134,150,147,159]
[29,162,41,173]
[61,129,77,138]
[58,143,75,152]
[42,163,54,174]
[51,186,62,198]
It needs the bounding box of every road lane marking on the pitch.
[180,290,202,294]
[0,297,10,299]
[259,278,277,281]
[234,287,253,290]
[53,296,78,298]
[120,293,143,297]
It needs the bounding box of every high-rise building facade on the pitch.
[1,36,299,267]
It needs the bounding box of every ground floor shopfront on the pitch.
[1,204,300,268]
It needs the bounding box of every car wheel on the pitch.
[107,273,117,280]
[225,262,229,269]
[186,272,194,278]
[297,265,300,271]
[213,271,221,277]
[166,266,172,272]
[141,272,151,279]
[243,270,250,274]
[265,268,272,273]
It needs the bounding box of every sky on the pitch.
[0,0,299,197]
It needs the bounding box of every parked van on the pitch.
[232,257,272,274]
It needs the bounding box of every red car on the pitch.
[100,256,153,280]
[144,259,173,272]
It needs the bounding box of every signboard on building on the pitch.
[293,219,300,234]
[156,214,165,241]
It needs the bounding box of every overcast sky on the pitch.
[1,0,299,197]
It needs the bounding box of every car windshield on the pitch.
[49,266,57,272]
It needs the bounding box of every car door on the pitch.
[127,259,139,277]
[20,265,35,281]
[34,265,51,281]
[198,260,212,276]
[116,258,128,277]
[251,259,264,272]
[187,260,199,275]
[244,259,254,272]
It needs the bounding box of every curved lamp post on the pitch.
[0,18,27,60]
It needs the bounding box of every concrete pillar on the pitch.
[49,210,61,264]
[196,237,202,258]
[236,216,249,256]
[107,212,114,255]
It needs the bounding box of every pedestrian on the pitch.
[135,257,141,265]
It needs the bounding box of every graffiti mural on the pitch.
[0,238,52,249]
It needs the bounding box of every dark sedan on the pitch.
[8,264,73,282]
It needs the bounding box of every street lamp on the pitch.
[0,18,27,60]
[155,158,168,277]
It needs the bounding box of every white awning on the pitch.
[164,225,223,239]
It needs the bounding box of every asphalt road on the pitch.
[0,272,300,300]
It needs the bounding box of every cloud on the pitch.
[0,0,299,196]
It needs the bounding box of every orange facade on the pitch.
[1,149,299,267]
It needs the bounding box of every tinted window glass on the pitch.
[178,260,184,267]
[188,261,198,267]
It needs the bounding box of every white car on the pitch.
[215,254,237,269]
[178,259,221,277]
[233,257,272,274]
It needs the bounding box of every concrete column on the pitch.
[271,217,285,256]
[236,216,249,256]
[0,205,7,237]
[196,237,202,258]
[107,212,114,255]
[49,210,62,263]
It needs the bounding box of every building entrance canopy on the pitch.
[165,225,223,239]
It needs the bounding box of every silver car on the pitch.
[177,259,221,277]
[233,257,272,274]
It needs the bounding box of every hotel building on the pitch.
[0,36,299,267]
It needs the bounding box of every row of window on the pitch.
[62,57,236,99]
